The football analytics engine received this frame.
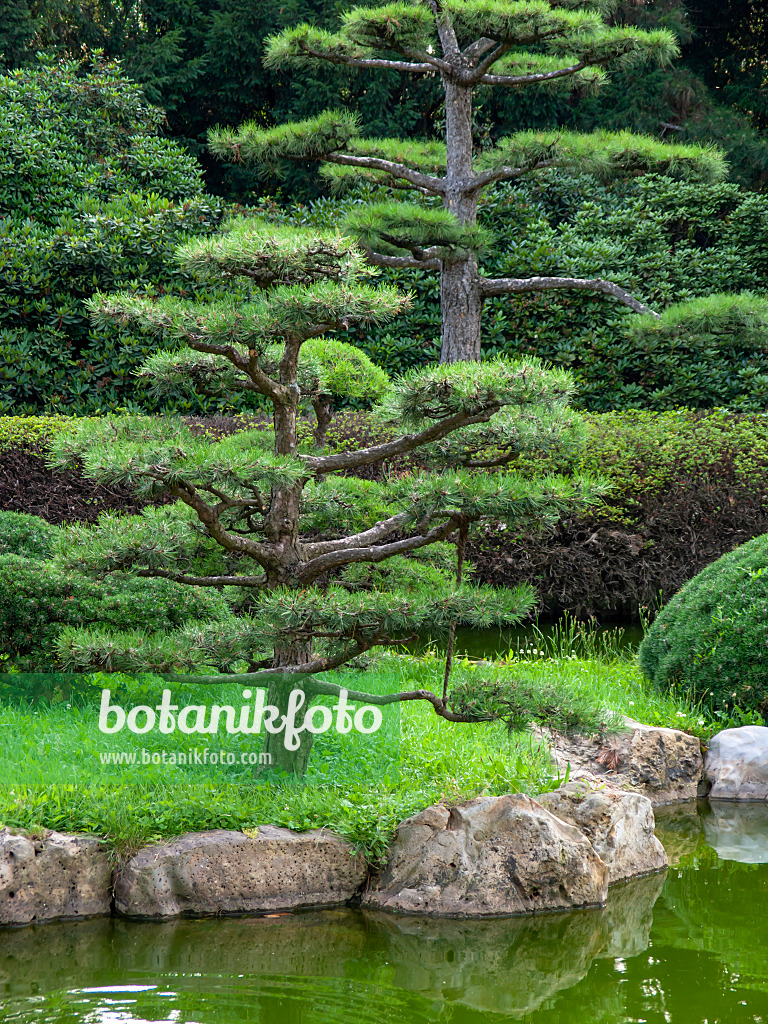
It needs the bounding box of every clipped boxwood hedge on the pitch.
[638,535,768,716]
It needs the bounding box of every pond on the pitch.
[2,801,768,1023]
[415,620,644,660]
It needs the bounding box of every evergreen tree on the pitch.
[210,0,727,362]
[51,219,604,776]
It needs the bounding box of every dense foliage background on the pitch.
[2,1,768,197]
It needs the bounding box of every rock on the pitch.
[704,725,768,801]
[0,828,112,926]
[362,794,609,917]
[703,801,768,863]
[548,719,703,804]
[114,826,368,919]
[538,783,667,884]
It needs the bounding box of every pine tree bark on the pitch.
[440,253,483,362]
[440,78,483,363]
[262,641,315,776]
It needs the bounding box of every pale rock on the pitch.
[362,794,610,917]
[113,826,368,918]
[549,720,703,804]
[538,783,667,884]
[0,828,112,926]
[704,725,768,801]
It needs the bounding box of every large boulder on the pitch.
[703,725,768,801]
[114,826,368,919]
[549,720,703,804]
[0,828,111,926]
[538,784,667,884]
[362,795,610,917]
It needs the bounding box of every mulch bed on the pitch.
[0,446,156,525]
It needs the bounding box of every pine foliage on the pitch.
[50,219,606,704]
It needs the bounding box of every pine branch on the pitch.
[470,41,511,82]
[467,160,555,192]
[158,668,493,723]
[303,512,412,557]
[302,407,499,475]
[168,483,275,567]
[362,246,441,270]
[479,274,659,315]
[324,152,445,194]
[480,59,589,86]
[295,40,436,73]
[295,517,462,584]
[135,568,268,588]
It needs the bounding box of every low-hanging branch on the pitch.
[479,275,660,316]
[159,668,495,723]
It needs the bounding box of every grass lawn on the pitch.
[0,649,714,860]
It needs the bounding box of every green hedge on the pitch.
[639,535,768,717]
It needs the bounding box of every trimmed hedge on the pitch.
[638,535,768,717]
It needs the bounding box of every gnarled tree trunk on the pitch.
[262,641,315,777]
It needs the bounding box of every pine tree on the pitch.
[209,0,728,361]
[51,218,605,775]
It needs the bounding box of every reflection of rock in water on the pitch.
[0,874,666,1022]
[365,907,605,1017]
[363,871,666,1019]
[705,801,768,863]
[653,801,704,864]
[599,869,667,960]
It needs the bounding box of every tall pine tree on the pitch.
[211,0,727,361]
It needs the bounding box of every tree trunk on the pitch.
[261,641,314,777]
[440,253,483,362]
[440,77,483,363]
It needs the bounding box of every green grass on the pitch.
[0,649,716,861]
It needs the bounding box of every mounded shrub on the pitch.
[0,510,59,560]
[0,516,233,671]
[638,535,768,716]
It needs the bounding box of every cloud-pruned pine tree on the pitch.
[50,219,605,776]
[209,0,729,362]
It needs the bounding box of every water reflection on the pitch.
[703,801,768,864]
[0,872,665,1023]
[3,802,768,1023]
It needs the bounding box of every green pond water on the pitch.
[3,801,768,1023]
[415,621,644,660]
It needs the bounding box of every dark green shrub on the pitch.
[0,552,233,671]
[0,56,250,416]
[0,511,59,560]
[638,535,768,716]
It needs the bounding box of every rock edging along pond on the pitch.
[1,784,669,927]
[1,719,717,927]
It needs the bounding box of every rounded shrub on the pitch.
[0,554,233,672]
[638,535,768,715]
[0,511,60,560]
